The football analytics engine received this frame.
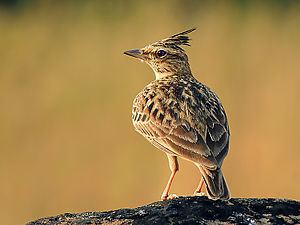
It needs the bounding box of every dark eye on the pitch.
[156,49,167,58]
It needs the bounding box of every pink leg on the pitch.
[194,177,204,194]
[161,155,179,201]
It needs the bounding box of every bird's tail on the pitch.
[199,166,230,200]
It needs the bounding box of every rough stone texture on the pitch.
[27,196,300,225]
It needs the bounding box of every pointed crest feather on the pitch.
[157,28,196,50]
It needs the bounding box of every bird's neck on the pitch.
[154,63,192,80]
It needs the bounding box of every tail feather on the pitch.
[199,166,230,200]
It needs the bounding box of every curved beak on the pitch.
[124,49,145,60]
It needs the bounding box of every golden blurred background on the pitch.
[0,0,299,224]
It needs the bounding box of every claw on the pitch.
[167,194,178,199]
[161,194,168,201]
[161,193,178,201]
[193,191,205,197]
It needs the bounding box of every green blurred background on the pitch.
[0,0,299,224]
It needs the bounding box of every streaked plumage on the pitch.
[124,28,230,200]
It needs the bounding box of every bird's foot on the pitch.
[193,191,205,197]
[161,193,178,201]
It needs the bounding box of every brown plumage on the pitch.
[124,28,230,200]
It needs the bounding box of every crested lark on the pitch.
[124,28,230,200]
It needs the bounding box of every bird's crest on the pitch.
[154,28,196,50]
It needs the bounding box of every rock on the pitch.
[27,196,300,225]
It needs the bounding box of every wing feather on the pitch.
[132,77,229,169]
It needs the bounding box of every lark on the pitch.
[124,28,230,200]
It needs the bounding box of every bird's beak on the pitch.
[124,49,145,60]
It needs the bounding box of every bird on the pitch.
[124,28,230,201]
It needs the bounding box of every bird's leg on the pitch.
[161,154,179,201]
[194,177,205,196]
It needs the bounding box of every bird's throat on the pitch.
[154,70,175,80]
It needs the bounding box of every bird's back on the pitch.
[132,75,229,168]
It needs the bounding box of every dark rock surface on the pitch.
[27,196,300,225]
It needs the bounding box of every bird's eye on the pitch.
[156,49,167,58]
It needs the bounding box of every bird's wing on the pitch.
[132,89,228,169]
[199,92,230,166]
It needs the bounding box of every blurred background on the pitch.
[0,0,299,224]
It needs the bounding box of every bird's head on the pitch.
[124,28,196,79]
